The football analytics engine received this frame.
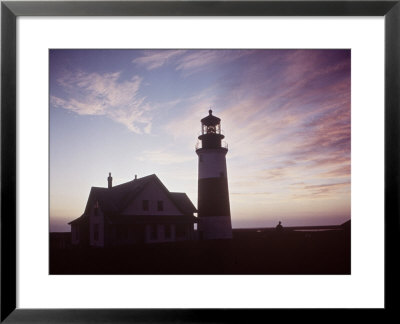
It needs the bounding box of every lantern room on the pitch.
[197,110,226,150]
[200,109,222,135]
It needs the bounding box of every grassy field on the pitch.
[50,225,350,275]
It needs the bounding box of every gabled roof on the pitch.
[68,214,86,225]
[83,174,155,215]
[170,192,197,214]
[75,174,196,222]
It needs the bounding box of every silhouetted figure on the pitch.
[276,221,283,232]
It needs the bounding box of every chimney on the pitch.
[107,172,112,188]
[134,174,137,180]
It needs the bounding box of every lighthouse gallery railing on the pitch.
[195,140,228,150]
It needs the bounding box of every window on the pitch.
[165,225,171,239]
[93,224,99,241]
[94,201,99,216]
[150,224,157,240]
[157,200,164,211]
[176,224,186,238]
[142,200,149,211]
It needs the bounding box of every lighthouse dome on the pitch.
[201,109,221,126]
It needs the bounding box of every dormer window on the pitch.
[142,200,149,211]
[157,200,164,211]
[94,201,99,216]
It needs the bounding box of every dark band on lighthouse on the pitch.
[196,109,232,239]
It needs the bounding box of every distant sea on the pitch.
[294,228,342,232]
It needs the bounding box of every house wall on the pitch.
[50,233,72,249]
[108,224,146,246]
[145,224,177,243]
[89,204,104,247]
[71,220,89,246]
[144,223,195,243]
[71,224,80,245]
[121,181,183,216]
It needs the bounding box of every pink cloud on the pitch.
[132,50,186,70]
[51,71,152,133]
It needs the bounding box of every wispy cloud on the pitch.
[290,181,350,200]
[319,164,351,179]
[137,149,196,165]
[132,50,186,70]
[231,192,271,196]
[132,49,253,76]
[175,50,253,76]
[51,71,152,133]
[50,49,351,229]
[162,87,219,144]
[160,50,351,204]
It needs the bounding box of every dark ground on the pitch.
[50,225,350,275]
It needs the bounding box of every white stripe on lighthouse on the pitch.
[197,149,228,179]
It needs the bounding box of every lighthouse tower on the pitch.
[196,109,232,240]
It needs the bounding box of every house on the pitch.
[69,174,197,247]
[50,232,72,249]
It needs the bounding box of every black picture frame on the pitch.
[1,0,399,322]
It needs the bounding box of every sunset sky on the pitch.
[50,49,350,232]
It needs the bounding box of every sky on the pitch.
[50,49,351,232]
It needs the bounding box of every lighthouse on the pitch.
[196,109,232,240]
